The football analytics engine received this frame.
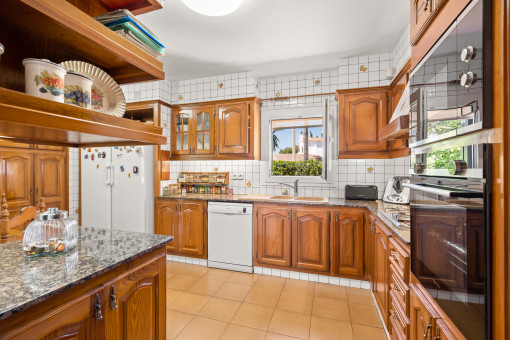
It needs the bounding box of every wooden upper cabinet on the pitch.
[170,98,260,160]
[255,206,292,267]
[154,200,178,252]
[0,150,33,215]
[172,109,192,155]
[292,209,330,272]
[410,0,470,68]
[104,255,165,339]
[217,102,249,155]
[194,106,215,155]
[337,87,390,158]
[331,210,364,277]
[33,153,66,210]
[411,0,435,45]
[179,202,205,256]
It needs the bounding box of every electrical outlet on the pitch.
[238,174,244,180]
[232,174,238,180]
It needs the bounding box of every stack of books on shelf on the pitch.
[95,9,165,58]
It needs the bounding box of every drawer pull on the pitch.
[392,311,400,321]
[392,283,400,292]
[390,251,399,262]
[94,294,103,321]
[110,285,118,310]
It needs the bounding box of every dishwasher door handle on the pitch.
[209,212,248,216]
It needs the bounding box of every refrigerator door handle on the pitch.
[110,164,114,187]
[106,165,111,186]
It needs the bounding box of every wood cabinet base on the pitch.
[0,246,167,339]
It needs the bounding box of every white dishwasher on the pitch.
[208,202,253,273]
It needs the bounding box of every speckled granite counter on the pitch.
[158,194,410,244]
[0,227,172,321]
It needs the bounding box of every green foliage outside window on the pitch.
[279,146,300,154]
[272,159,322,176]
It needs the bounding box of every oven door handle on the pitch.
[402,183,483,198]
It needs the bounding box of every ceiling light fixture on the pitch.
[182,0,244,16]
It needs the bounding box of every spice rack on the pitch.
[177,172,230,195]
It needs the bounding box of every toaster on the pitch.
[345,185,378,201]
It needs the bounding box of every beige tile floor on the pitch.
[165,261,388,340]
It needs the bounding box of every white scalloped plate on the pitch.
[60,61,126,117]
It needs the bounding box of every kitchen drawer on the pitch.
[389,237,410,284]
[390,263,409,314]
[389,310,406,340]
[390,290,410,339]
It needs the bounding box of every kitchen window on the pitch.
[271,118,326,178]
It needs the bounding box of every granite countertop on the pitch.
[159,194,410,244]
[0,227,172,321]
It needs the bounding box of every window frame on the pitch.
[260,100,337,187]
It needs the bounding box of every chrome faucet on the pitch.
[279,179,299,198]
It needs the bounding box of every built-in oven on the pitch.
[409,0,491,147]
[404,143,491,340]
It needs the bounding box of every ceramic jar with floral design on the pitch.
[64,71,92,109]
[23,58,66,103]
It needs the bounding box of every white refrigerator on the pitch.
[80,146,154,234]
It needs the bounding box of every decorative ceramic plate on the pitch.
[60,60,126,117]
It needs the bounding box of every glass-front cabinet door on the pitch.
[193,106,215,154]
[172,109,191,154]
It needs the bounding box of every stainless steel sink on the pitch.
[294,197,325,202]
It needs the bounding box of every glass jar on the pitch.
[22,208,78,257]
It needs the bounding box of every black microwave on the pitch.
[409,0,491,148]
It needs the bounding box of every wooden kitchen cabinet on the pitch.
[170,98,261,160]
[337,87,390,159]
[217,102,249,154]
[410,0,471,68]
[1,288,102,339]
[255,206,292,267]
[409,283,439,340]
[33,152,66,210]
[254,205,330,272]
[155,198,207,258]
[179,202,206,256]
[0,147,67,216]
[373,218,392,326]
[293,209,330,272]
[0,247,167,340]
[331,209,364,277]
[104,253,165,339]
[154,200,179,252]
[171,106,215,156]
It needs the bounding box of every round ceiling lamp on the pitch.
[182,0,244,16]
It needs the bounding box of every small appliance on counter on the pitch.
[345,185,378,201]
[382,176,410,204]
[23,208,78,257]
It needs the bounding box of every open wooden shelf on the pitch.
[0,88,167,147]
[1,0,164,86]
[379,115,410,141]
[100,0,163,15]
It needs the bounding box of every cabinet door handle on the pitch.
[335,212,338,222]
[287,210,290,219]
[293,211,296,220]
[110,285,118,310]
[30,188,33,196]
[94,294,103,321]
[424,0,429,11]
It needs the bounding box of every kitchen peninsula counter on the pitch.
[158,193,410,244]
[0,227,172,338]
